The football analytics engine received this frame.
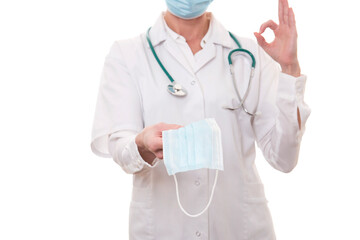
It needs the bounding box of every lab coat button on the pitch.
[195,180,200,186]
[196,231,201,237]
[191,80,196,85]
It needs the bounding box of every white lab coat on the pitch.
[91,13,311,240]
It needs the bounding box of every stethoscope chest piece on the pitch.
[167,83,187,96]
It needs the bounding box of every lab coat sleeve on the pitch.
[252,46,311,173]
[108,130,160,174]
[90,41,144,158]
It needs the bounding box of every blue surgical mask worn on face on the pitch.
[165,0,214,20]
[162,118,224,217]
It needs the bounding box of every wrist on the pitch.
[135,132,145,150]
[135,132,157,164]
[281,61,301,77]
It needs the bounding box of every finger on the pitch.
[159,123,184,131]
[259,20,278,34]
[278,0,284,24]
[289,8,296,29]
[282,0,289,25]
[155,150,163,159]
[148,137,163,152]
[254,32,270,50]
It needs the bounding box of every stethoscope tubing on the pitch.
[146,27,258,116]
[146,28,175,84]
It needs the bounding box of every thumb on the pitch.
[254,32,269,50]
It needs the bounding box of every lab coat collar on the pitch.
[147,12,234,49]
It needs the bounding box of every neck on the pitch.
[164,11,211,42]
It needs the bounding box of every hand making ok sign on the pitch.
[254,0,301,77]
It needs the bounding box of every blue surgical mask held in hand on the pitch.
[165,0,214,19]
[162,118,224,217]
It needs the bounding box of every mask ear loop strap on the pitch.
[173,169,219,218]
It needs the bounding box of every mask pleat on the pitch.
[162,118,223,175]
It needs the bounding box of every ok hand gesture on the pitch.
[254,0,301,77]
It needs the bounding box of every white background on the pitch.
[1,0,359,239]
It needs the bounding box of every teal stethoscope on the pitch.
[146,27,257,117]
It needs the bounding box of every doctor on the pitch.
[91,0,311,239]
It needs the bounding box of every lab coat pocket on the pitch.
[129,187,154,240]
[131,185,152,203]
[244,182,268,203]
[221,95,241,111]
[243,183,276,240]
[221,94,252,121]
[129,202,154,240]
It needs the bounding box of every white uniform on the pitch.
[90,13,311,240]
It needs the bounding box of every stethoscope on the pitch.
[146,27,257,117]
